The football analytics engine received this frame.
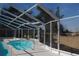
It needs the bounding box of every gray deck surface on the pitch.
[3,38,58,56]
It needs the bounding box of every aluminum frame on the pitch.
[0,20,15,30]
[11,6,44,25]
[2,9,39,28]
[0,15,39,30]
[6,4,38,28]
[0,17,19,28]
[1,9,38,29]
[0,4,64,55]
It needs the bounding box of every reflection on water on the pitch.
[0,41,8,56]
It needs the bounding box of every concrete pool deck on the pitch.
[3,38,79,56]
[3,38,58,56]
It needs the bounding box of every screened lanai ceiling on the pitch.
[0,4,58,30]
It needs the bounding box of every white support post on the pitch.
[21,29,23,38]
[22,30,24,38]
[17,29,18,38]
[19,29,20,38]
[18,29,20,38]
[38,28,40,42]
[18,29,19,38]
[13,30,14,38]
[6,29,7,38]
[20,29,21,38]
[57,20,60,55]
[15,30,16,38]
[33,29,35,39]
[28,29,29,39]
[44,26,46,45]
[14,30,16,38]
[33,29,36,50]
[16,30,17,38]
[50,22,52,51]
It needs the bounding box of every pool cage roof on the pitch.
[0,4,58,30]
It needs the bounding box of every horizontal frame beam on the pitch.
[0,17,18,28]
[7,4,38,26]
[0,15,35,30]
[13,6,45,25]
[0,14,24,24]
[2,9,38,29]
[0,20,15,30]
[37,4,58,20]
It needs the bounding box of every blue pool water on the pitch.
[0,41,11,56]
[7,40,33,51]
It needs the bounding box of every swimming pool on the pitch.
[0,41,11,56]
[0,38,33,56]
[7,39,34,51]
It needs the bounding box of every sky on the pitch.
[0,3,79,32]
